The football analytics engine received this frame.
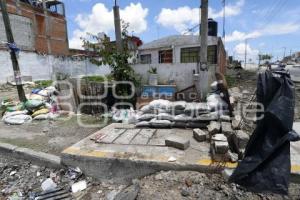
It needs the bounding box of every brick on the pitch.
[165,136,190,150]
[207,121,221,135]
[193,129,207,142]
[236,130,250,149]
[221,122,233,136]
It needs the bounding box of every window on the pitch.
[181,47,199,63]
[180,45,217,64]
[208,45,217,64]
[159,50,173,63]
[140,54,151,64]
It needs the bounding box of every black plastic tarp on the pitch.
[230,68,300,195]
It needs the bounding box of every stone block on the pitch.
[221,122,233,136]
[165,136,190,150]
[214,141,229,154]
[193,129,207,142]
[207,121,221,135]
[236,130,250,149]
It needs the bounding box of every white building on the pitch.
[132,35,226,90]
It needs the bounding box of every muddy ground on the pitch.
[0,115,108,155]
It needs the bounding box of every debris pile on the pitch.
[0,155,90,199]
[1,86,64,125]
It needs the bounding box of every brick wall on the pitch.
[0,0,68,55]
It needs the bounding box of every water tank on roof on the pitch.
[208,18,218,36]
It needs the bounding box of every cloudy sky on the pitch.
[63,0,300,61]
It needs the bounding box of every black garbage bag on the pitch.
[229,68,300,195]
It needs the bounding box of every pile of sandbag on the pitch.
[135,99,224,129]
[1,86,60,125]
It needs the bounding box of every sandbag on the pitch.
[29,94,44,101]
[6,103,25,112]
[157,113,174,121]
[137,114,156,121]
[135,121,151,128]
[3,114,32,125]
[169,101,186,110]
[149,100,170,110]
[2,110,28,120]
[150,119,172,128]
[207,94,228,111]
[25,100,44,110]
[174,114,192,122]
[184,102,210,117]
[140,105,153,114]
[32,108,49,118]
[33,113,59,120]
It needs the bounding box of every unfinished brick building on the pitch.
[0,0,69,55]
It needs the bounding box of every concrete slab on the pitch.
[61,123,212,184]
[61,123,300,184]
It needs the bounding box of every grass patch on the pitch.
[81,75,114,83]
[35,80,53,88]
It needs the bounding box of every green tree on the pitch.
[82,22,140,106]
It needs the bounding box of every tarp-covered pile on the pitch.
[230,68,300,195]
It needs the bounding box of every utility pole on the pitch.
[244,39,248,69]
[200,0,208,71]
[283,47,286,60]
[113,0,123,52]
[222,0,226,41]
[42,0,51,54]
[0,0,27,102]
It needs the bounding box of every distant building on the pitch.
[133,35,227,90]
[0,0,69,55]
[137,35,226,73]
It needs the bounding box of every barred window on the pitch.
[181,47,199,63]
[159,50,173,63]
[180,45,217,64]
[140,54,151,64]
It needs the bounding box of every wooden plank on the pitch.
[130,129,156,145]
[114,129,141,144]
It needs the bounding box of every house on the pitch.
[0,0,69,55]
[132,35,227,90]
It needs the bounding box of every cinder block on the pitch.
[193,129,207,142]
[165,136,190,150]
[221,122,233,136]
[214,141,229,154]
[207,121,221,135]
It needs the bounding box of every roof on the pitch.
[139,35,219,50]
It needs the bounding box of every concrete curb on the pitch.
[0,142,63,169]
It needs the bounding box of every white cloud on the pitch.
[210,0,245,18]
[156,0,245,34]
[234,42,259,62]
[226,22,300,42]
[156,6,199,33]
[69,3,148,49]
